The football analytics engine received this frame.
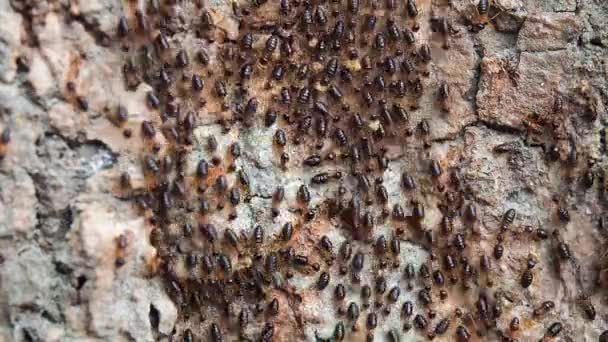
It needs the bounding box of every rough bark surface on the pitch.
[0,0,607,341]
